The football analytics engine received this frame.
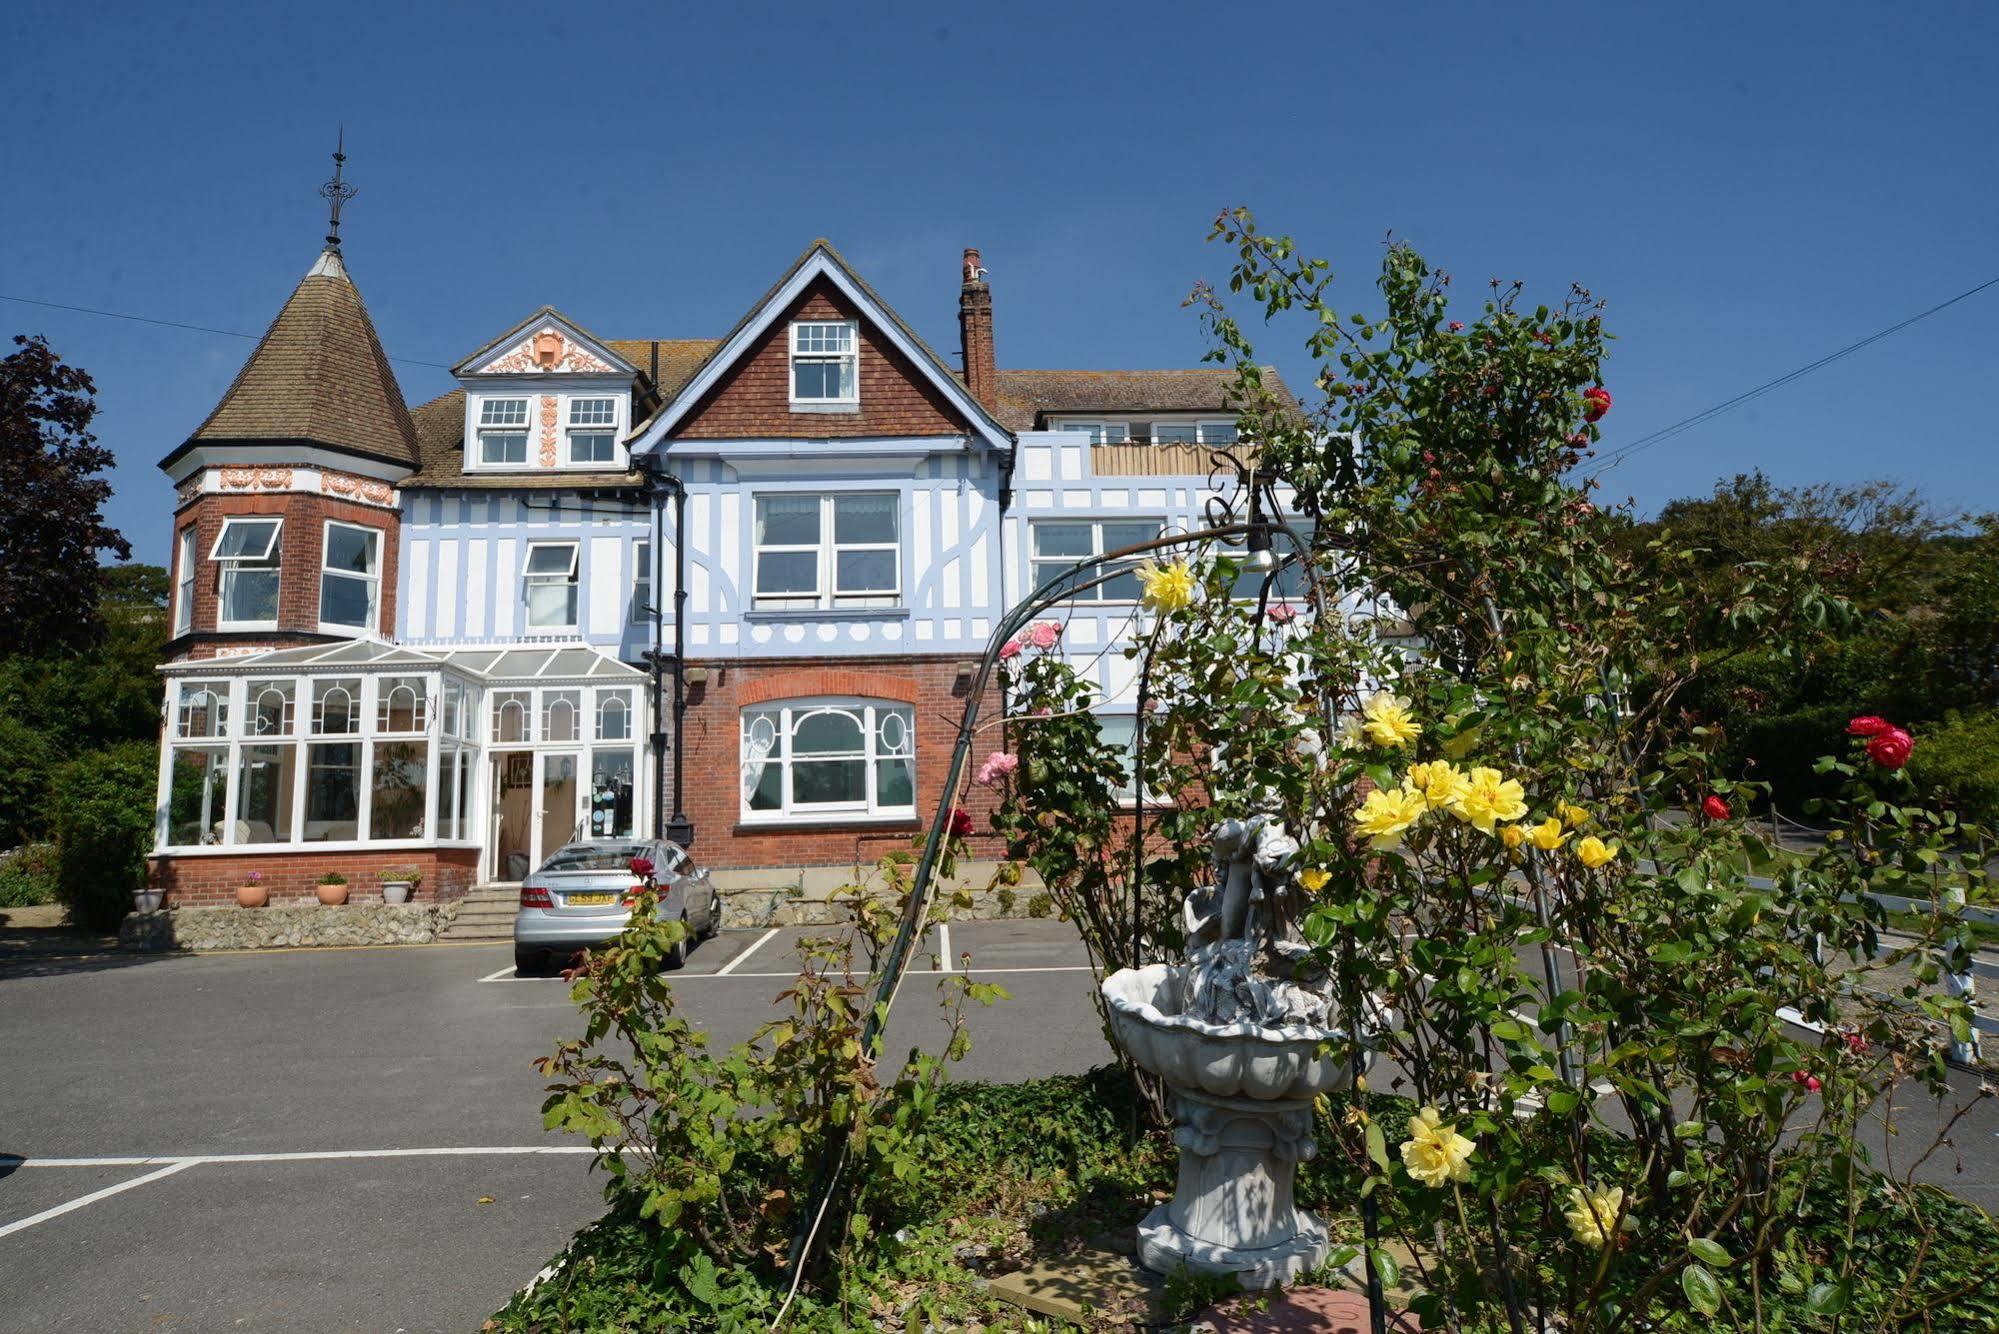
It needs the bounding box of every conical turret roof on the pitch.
[162,248,420,471]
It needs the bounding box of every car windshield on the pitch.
[539,842,682,873]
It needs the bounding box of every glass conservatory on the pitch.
[157,640,650,882]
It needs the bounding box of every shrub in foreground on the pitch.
[52,741,156,929]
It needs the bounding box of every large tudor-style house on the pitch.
[150,222,1296,918]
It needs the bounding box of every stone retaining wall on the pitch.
[712,860,1054,927]
[120,902,460,952]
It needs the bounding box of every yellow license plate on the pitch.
[565,892,616,906]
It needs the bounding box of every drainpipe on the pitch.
[639,455,693,850]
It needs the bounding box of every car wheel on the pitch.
[665,915,689,970]
[513,945,544,978]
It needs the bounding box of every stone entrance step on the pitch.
[435,886,521,944]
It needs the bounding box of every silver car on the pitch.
[513,838,721,976]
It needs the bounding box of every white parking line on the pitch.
[936,923,953,972]
[476,965,518,983]
[0,1160,196,1240]
[714,927,780,976]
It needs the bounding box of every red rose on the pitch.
[1702,795,1731,821]
[1846,715,1894,737]
[949,807,974,839]
[1582,386,1612,422]
[628,856,654,878]
[1864,728,1913,770]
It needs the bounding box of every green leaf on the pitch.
[1371,1246,1401,1290]
[1688,1238,1733,1267]
[1682,1263,1722,1315]
[1807,1279,1852,1315]
[1366,1121,1391,1173]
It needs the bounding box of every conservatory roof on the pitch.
[162,639,644,683]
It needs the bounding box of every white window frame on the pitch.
[751,492,900,611]
[1029,517,1164,602]
[1054,420,1129,445]
[739,698,915,824]
[210,517,283,630]
[1096,712,1146,807]
[318,521,382,635]
[476,396,531,467]
[631,539,652,626]
[174,527,195,636]
[565,396,620,467]
[787,319,859,409]
[523,540,581,631]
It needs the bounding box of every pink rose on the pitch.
[1266,602,1297,624]
[1448,321,1464,332]
[1865,728,1913,770]
[1027,620,1063,650]
[975,751,1020,786]
[997,638,1022,661]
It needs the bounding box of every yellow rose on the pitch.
[1137,561,1198,612]
[1354,785,1427,850]
[1557,801,1591,829]
[1563,1184,1633,1249]
[1525,817,1569,852]
[1402,760,1471,814]
[1499,824,1526,850]
[1400,1106,1476,1187]
[1575,836,1619,869]
[1360,690,1422,749]
[1297,867,1331,893]
[1456,767,1529,832]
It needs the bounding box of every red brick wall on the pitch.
[676,654,1003,870]
[148,847,478,908]
[675,280,970,439]
[168,478,399,656]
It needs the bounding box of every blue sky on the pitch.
[6,1,1995,566]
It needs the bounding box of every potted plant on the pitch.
[378,866,421,905]
[315,871,349,906]
[237,869,268,909]
[132,883,166,913]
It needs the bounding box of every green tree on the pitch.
[0,334,130,649]
[51,740,158,930]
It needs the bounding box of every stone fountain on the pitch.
[1101,815,1370,1289]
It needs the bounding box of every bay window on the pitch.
[478,397,530,465]
[211,518,282,627]
[369,741,428,840]
[788,320,858,406]
[1030,519,1163,601]
[174,527,195,636]
[523,542,579,629]
[305,743,361,842]
[166,746,228,846]
[741,699,915,821]
[232,744,296,844]
[320,523,382,631]
[753,493,899,609]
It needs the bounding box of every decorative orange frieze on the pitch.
[321,471,396,506]
[538,395,559,467]
[480,329,616,375]
[219,466,296,491]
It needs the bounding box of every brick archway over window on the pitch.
[738,668,920,707]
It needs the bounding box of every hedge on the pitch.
[52,741,158,930]
[1909,710,1999,827]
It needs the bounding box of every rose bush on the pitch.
[987,212,1994,1329]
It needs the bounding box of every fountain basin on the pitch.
[1101,963,1357,1102]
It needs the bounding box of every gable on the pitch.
[455,309,636,379]
[672,278,969,441]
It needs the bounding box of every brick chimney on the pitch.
[958,247,997,414]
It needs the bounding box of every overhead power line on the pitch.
[0,292,454,371]
[1588,273,1999,476]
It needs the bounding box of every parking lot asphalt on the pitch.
[0,920,1112,1333]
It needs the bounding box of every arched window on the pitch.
[740,698,915,820]
[543,690,580,743]
[596,693,630,741]
[492,691,531,744]
[377,677,427,734]
[176,683,230,739]
[249,682,294,736]
[311,680,362,735]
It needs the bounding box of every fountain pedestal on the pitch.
[1138,1087,1329,1287]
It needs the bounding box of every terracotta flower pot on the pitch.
[237,882,269,909]
[315,881,350,906]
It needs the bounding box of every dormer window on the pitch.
[789,320,858,407]
[566,397,619,465]
[478,398,530,465]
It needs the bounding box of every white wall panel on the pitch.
[588,536,621,636]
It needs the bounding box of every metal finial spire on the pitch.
[318,127,357,254]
